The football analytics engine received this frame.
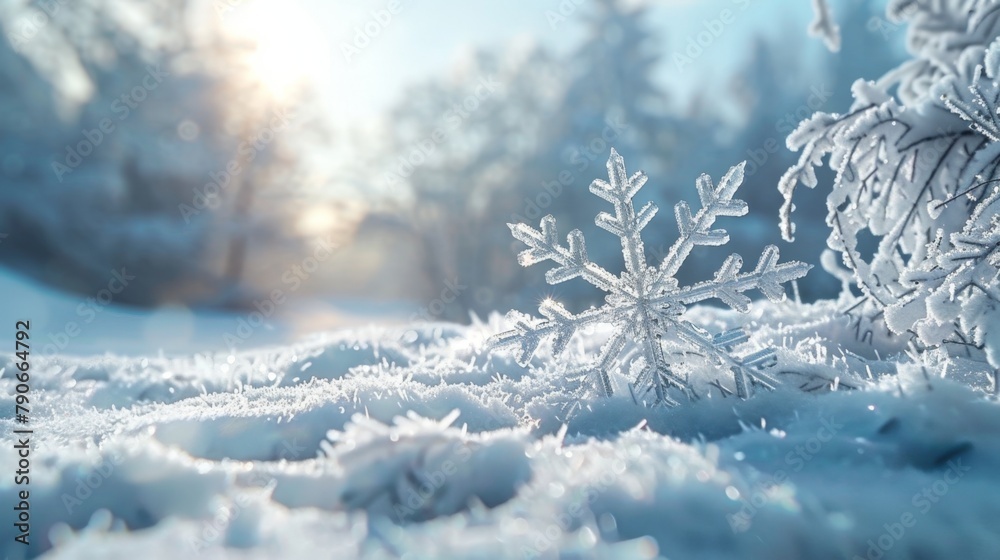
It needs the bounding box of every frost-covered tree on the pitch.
[825,0,905,112]
[0,0,314,306]
[780,0,1000,365]
[810,0,842,52]
[722,3,904,301]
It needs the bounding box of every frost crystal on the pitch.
[489,149,811,406]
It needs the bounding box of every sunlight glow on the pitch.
[236,0,329,100]
[297,205,337,237]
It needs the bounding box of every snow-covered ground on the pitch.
[0,266,412,358]
[2,291,998,559]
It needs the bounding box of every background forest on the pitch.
[0,0,903,324]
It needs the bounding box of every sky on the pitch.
[214,0,885,206]
[266,0,824,126]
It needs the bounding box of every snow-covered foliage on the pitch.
[780,0,1000,363]
[809,0,841,52]
[490,150,810,406]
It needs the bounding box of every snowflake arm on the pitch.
[488,301,606,366]
[661,246,813,312]
[509,216,618,292]
[657,163,748,280]
[662,315,780,399]
[590,148,657,279]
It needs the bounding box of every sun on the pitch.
[297,205,338,237]
[232,0,329,101]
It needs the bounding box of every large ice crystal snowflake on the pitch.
[489,149,811,406]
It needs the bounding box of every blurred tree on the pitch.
[557,0,674,168]
[358,0,906,316]
[368,0,708,317]
[718,1,903,300]
[369,46,566,320]
[518,0,678,309]
[0,0,322,307]
[826,0,904,112]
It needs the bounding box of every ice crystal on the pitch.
[489,149,811,405]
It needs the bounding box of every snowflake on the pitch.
[488,149,811,406]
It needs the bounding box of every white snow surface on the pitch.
[2,296,999,560]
